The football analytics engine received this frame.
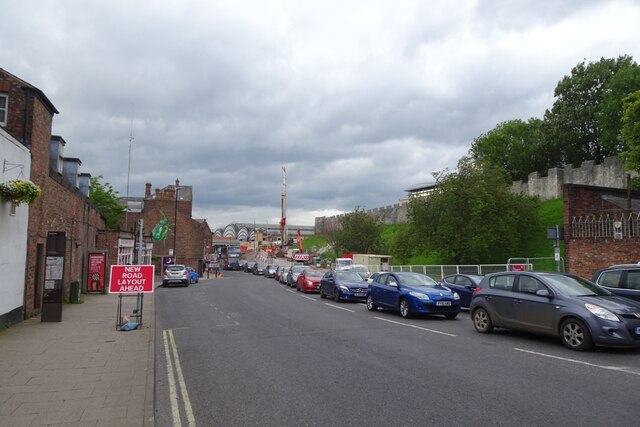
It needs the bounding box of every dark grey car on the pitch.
[470,271,640,351]
[287,264,307,287]
[591,264,640,302]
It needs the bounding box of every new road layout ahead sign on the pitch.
[109,265,155,293]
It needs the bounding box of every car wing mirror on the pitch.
[535,289,551,298]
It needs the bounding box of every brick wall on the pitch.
[125,189,212,274]
[564,184,640,279]
[2,69,107,318]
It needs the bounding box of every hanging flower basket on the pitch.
[0,180,42,205]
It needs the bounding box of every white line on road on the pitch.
[514,348,640,376]
[299,295,316,301]
[325,303,355,313]
[374,317,457,337]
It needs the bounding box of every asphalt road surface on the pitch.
[154,270,640,427]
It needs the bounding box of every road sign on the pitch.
[109,265,155,294]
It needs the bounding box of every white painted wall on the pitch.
[0,128,30,319]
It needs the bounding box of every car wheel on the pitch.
[445,313,458,320]
[366,295,377,311]
[560,318,593,351]
[472,308,493,333]
[320,285,326,299]
[334,288,340,302]
[184,281,189,287]
[399,298,411,318]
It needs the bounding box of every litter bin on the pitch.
[69,281,80,303]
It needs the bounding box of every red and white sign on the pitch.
[293,253,310,261]
[109,265,155,294]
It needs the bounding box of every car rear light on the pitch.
[472,287,482,296]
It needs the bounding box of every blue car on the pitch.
[186,266,199,283]
[367,272,461,319]
[319,269,368,302]
[441,274,482,309]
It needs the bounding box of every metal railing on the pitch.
[571,212,640,238]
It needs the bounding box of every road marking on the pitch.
[299,295,316,301]
[374,317,457,337]
[514,348,640,376]
[162,330,182,427]
[163,329,197,426]
[325,303,355,313]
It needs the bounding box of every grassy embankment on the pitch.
[303,198,564,267]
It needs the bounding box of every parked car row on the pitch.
[247,262,640,352]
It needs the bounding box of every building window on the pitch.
[10,202,16,216]
[0,94,7,126]
[117,238,134,265]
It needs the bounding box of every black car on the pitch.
[441,274,482,309]
[244,261,256,273]
[470,271,640,351]
[252,262,266,275]
[591,264,640,302]
[319,269,368,302]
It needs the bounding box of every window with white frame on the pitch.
[117,239,134,265]
[0,94,8,126]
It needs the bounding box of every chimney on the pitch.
[79,173,91,197]
[145,182,152,198]
[62,157,82,188]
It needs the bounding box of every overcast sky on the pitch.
[2,1,639,230]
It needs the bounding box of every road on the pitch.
[154,270,640,426]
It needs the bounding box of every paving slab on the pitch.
[0,291,155,426]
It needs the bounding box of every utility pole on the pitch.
[173,184,180,263]
[124,119,134,231]
[280,166,287,247]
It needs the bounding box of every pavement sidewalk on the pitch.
[0,291,155,427]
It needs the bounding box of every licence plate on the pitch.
[635,326,640,335]
[354,293,366,297]
[436,301,451,306]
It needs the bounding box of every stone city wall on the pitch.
[315,156,636,231]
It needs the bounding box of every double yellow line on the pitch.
[163,329,196,426]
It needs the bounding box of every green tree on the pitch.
[89,176,125,230]
[544,55,637,166]
[598,66,640,154]
[620,90,640,175]
[470,118,552,181]
[408,158,539,264]
[335,208,383,255]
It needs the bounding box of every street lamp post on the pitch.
[173,186,180,263]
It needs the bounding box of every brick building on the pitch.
[122,180,213,275]
[564,184,640,279]
[0,67,109,320]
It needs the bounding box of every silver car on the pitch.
[163,264,190,287]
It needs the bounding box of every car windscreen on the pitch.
[543,274,611,296]
[305,270,325,278]
[396,273,438,287]
[335,271,363,282]
[291,265,306,273]
[167,265,185,271]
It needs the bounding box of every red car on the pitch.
[296,268,327,293]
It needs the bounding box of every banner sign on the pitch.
[87,252,106,292]
[109,265,155,294]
